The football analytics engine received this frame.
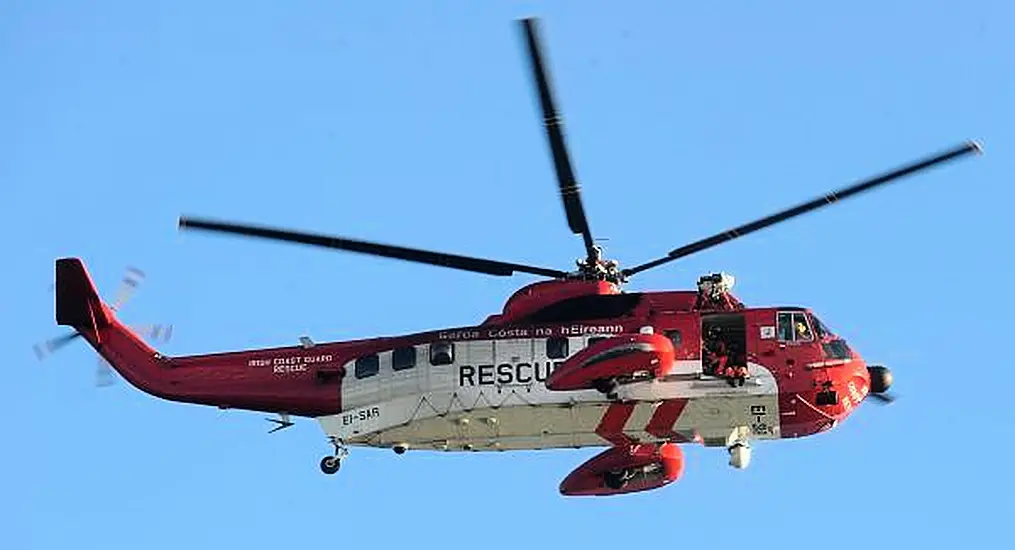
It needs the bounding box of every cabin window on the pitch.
[664,330,682,348]
[392,346,416,371]
[587,336,607,347]
[429,342,454,366]
[546,337,568,359]
[777,311,813,342]
[355,354,379,379]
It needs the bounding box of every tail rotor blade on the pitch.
[97,323,172,386]
[33,331,83,361]
[95,357,116,387]
[132,324,174,344]
[38,264,157,389]
[109,267,145,312]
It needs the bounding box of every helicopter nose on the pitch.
[867,364,893,395]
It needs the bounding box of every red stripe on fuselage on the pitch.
[596,402,636,446]
[645,399,691,442]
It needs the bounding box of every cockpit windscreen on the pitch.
[810,314,835,339]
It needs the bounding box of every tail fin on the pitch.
[55,258,113,340]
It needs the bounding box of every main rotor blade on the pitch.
[178,217,568,278]
[623,141,983,277]
[519,17,596,259]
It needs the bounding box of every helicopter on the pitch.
[50,17,982,496]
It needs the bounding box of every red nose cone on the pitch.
[867,365,893,394]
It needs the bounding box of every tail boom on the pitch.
[54,258,342,416]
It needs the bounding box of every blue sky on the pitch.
[3,1,1012,548]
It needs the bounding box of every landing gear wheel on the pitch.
[320,435,350,475]
[320,456,341,475]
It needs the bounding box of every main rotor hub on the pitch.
[571,246,628,285]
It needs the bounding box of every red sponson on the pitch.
[546,332,675,391]
[559,442,684,496]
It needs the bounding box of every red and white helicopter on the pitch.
[47,17,982,496]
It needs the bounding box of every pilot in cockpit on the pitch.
[795,320,812,340]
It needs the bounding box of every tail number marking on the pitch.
[342,406,381,427]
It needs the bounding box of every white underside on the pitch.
[316,360,782,452]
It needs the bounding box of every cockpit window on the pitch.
[822,339,852,360]
[809,314,852,359]
[810,314,835,340]
[778,312,794,340]
[777,311,813,342]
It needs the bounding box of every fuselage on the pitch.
[310,286,872,454]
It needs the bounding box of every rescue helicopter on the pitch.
[49,17,982,496]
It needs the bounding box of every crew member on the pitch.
[694,281,745,311]
[703,326,733,384]
[704,326,749,386]
[796,320,812,340]
[732,361,749,387]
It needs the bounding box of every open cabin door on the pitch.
[700,313,747,378]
